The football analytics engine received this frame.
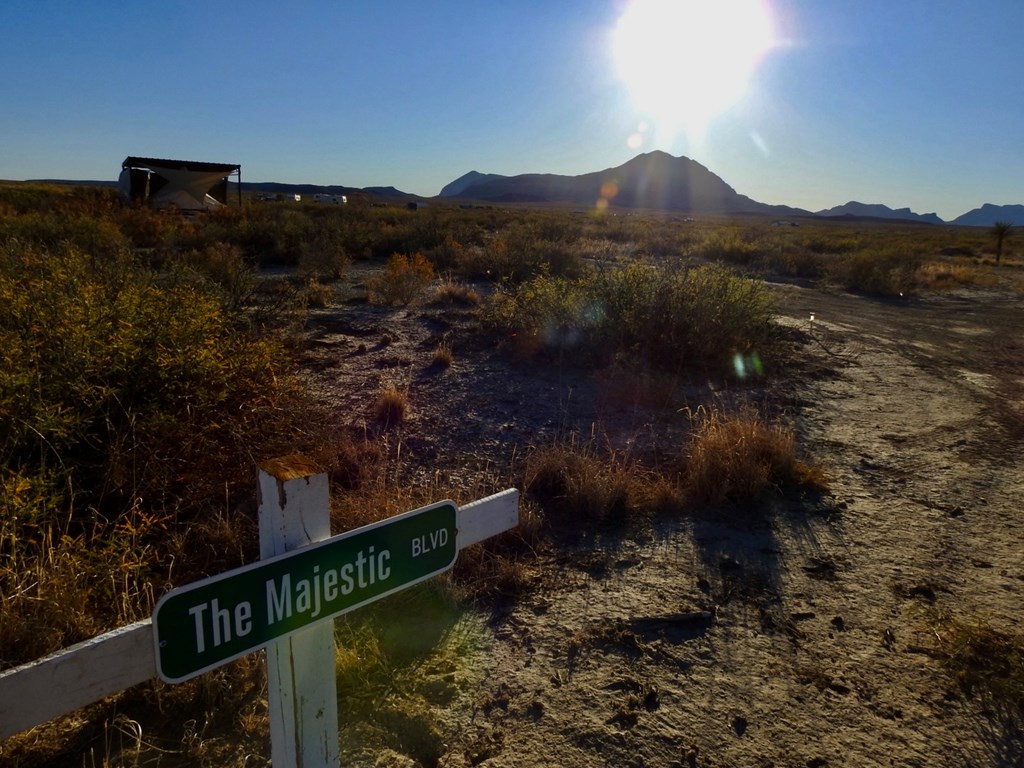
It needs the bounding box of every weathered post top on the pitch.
[258,454,323,482]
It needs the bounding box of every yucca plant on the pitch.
[991,221,1013,266]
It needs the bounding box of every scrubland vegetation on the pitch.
[1,182,1021,765]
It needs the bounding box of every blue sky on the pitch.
[1,1,1021,220]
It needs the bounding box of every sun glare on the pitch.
[613,0,774,143]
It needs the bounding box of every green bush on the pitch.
[175,242,258,312]
[367,252,436,305]
[0,210,128,257]
[484,270,594,356]
[483,261,775,372]
[698,231,764,266]
[601,262,775,369]
[0,241,295,524]
[761,245,829,278]
[298,224,351,281]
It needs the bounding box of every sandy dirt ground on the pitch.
[300,271,1023,768]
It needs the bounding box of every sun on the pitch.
[613,0,774,142]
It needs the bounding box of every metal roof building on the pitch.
[119,157,241,211]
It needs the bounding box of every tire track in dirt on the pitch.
[776,285,1024,629]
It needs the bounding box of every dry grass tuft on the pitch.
[932,611,1024,713]
[431,342,454,369]
[331,436,387,491]
[683,406,822,505]
[373,382,410,427]
[523,437,680,528]
[431,276,482,306]
[915,260,995,291]
[525,442,633,526]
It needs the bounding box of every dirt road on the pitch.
[303,275,1023,767]
[437,284,1024,767]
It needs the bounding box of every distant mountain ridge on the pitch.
[952,203,1024,227]
[25,155,1023,224]
[433,154,967,222]
[236,181,417,200]
[815,201,943,225]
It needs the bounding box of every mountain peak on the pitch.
[639,149,674,159]
[436,151,802,214]
[438,170,508,198]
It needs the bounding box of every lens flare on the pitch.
[613,0,775,142]
[732,351,764,379]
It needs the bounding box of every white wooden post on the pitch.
[258,456,340,768]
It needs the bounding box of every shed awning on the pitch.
[122,157,240,175]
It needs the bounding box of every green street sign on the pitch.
[153,500,458,683]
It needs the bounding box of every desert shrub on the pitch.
[527,212,584,243]
[483,261,775,372]
[482,270,595,358]
[528,237,586,278]
[425,233,469,273]
[431,342,454,368]
[303,277,336,308]
[329,436,387,494]
[698,231,765,266]
[0,239,318,669]
[473,233,516,281]
[915,259,994,291]
[193,206,313,266]
[633,223,700,259]
[176,242,257,312]
[588,212,647,244]
[0,210,128,257]
[396,209,464,254]
[0,183,119,219]
[524,435,682,530]
[471,223,585,282]
[314,214,384,261]
[761,245,830,279]
[828,246,922,296]
[368,252,436,305]
[298,229,351,280]
[0,182,72,214]
[592,261,776,370]
[334,581,485,766]
[0,242,299,521]
[115,205,181,249]
[243,206,315,265]
[802,235,863,254]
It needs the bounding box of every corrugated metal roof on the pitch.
[122,157,240,174]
